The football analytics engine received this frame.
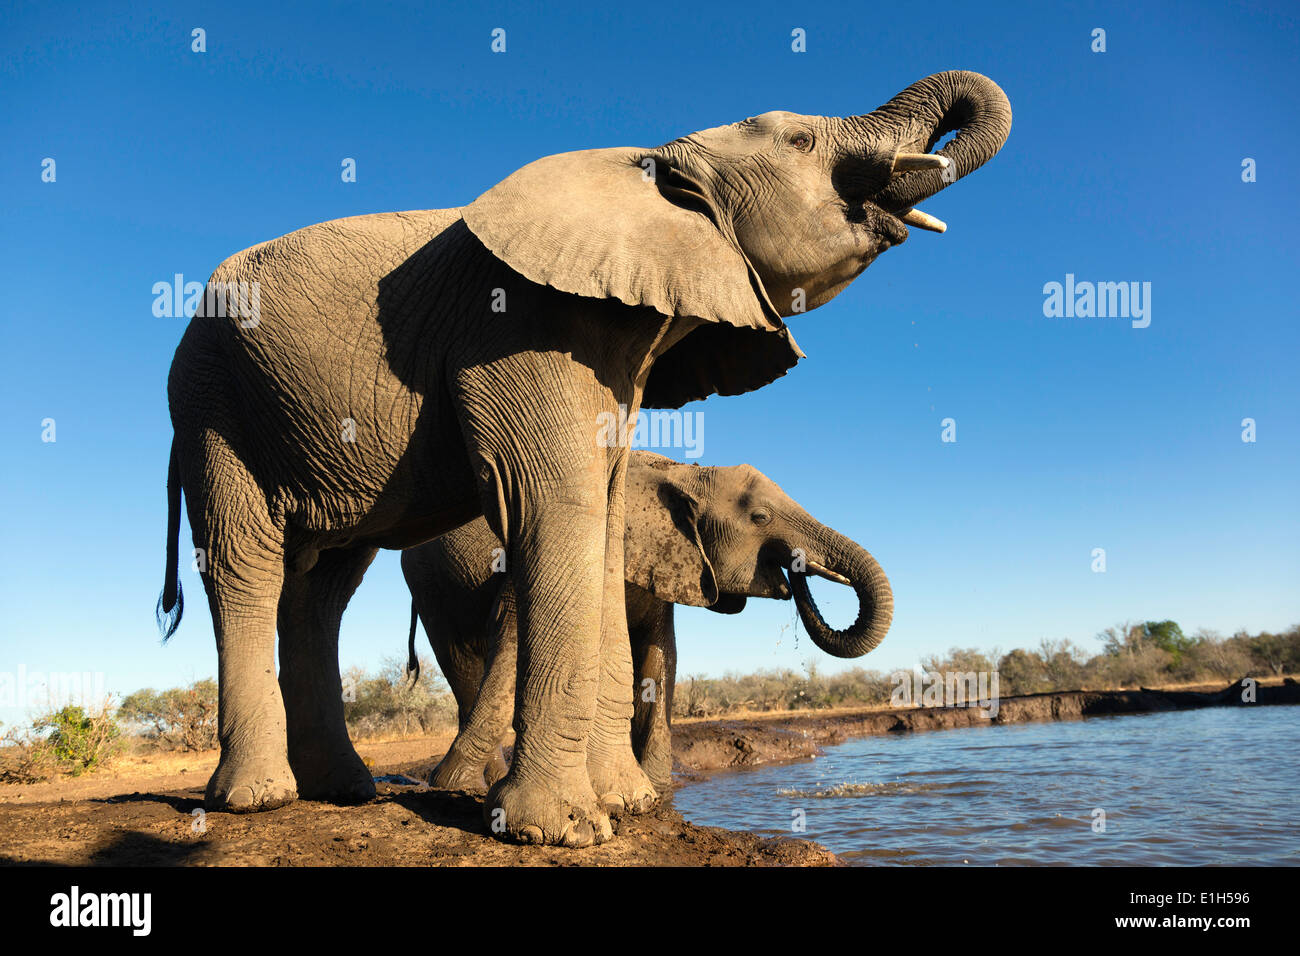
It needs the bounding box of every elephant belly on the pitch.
[188,207,485,547]
[263,384,483,549]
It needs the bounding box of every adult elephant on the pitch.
[157,71,1010,847]
[403,452,893,795]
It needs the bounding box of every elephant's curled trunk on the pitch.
[858,70,1012,215]
[790,530,893,659]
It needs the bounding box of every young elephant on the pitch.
[403,452,893,794]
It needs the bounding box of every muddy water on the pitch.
[673,706,1300,865]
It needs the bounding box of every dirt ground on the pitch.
[0,732,835,867]
[1,677,1292,866]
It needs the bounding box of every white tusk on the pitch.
[892,152,951,173]
[900,208,947,233]
[803,560,851,586]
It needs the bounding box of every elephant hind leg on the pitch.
[630,603,676,796]
[430,581,517,792]
[278,545,378,804]
[183,430,298,814]
[416,591,487,731]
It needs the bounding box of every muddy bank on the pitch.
[0,735,834,867]
[671,677,1299,778]
[0,783,834,867]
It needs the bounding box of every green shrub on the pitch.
[31,702,121,775]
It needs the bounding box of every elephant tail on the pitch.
[406,601,421,683]
[156,440,184,641]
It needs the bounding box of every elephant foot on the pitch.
[205,752,298,813]
[483,773,613,848]
[429,748,489,793]
[588,748,658,817]
[289,746,377,804]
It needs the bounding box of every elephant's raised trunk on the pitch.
[789,529,893,659]
[849,71,1012,227]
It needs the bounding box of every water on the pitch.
[673,706,1300,865]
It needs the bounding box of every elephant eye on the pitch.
[751,509,772,526]
[789,133,812,151]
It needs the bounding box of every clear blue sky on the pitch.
[2,1,1296,723]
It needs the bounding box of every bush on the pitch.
[1090,643,1176,688]
[119,679,218,752]
[1242,626,1300,676]
[1177,629,1254,682]
[29,701,122,775]
[997,648,1051,696]
[343,656,458,739]
[672,663,893,718]
[0,723,58,783]
[921,647,999,677]
[1039,639,1088,691]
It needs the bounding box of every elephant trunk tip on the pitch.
[789,545,893,659]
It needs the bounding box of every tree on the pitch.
[921,646,998,675]
[342,656,457,738]
[118,679,218,751]
[1139,620,1194,665]
[1248,627,1300,676]
[1097,620,1190,671]
[997,648,1049,695]
[1038,638,1087,690]
[1097,620,1142,657]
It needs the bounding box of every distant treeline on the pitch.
[675,621,1300,717]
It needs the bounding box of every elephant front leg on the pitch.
[483,492,613,847]
[585,464,659,816]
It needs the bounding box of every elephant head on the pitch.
[463,71,1011,408]
[623,453,893,659]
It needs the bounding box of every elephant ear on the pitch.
[623,462,719,608]
[462,147,805,409]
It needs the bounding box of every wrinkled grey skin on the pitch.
[403,451,892,794]
[156,71,1009,847]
